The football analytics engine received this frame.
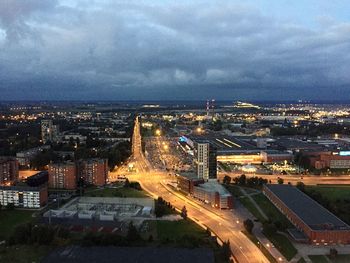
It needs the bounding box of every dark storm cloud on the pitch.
[0,0,350,100]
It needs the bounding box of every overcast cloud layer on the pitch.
[1,0,350,100]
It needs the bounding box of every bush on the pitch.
[126,222,141,243]
[243,219,254,234]
[263,222,277,235]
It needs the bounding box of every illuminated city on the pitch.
[1,1,350,263]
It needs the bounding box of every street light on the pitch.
[155,129,161,136]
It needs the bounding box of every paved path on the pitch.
[239,187,268,221]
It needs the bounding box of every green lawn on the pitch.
[224,185,243,198]
[308,255,329,263]
[264,232,297,261]
[84,186,150,198]
[237,192,297,261]
[0,210,34,240]
[239,196,265,222]
[304,186,350,224]
[297,258,307,263]
[252,194,293,229]
[305,186,350,202]
[327,255,350,263]
[156,219,207,240]
[0,245,53,263]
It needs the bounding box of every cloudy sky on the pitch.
[1,0,350,101]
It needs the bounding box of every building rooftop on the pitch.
[0,184,47,191]
[187,135,257,151]
[275,138,324,151]
[264,184,350,231]
[199,181,232,197]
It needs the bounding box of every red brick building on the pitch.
[0,157,19,186]
[48,162,77,190]
[177,174,233,209]
[177,174,204,194]
[263,184,350,244]
[77,159,108,186]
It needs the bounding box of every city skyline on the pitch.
[1,0,350,100]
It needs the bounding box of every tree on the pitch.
[31,225,55,245]
[10,223,32,244]
[223,175,231,185]
[243,219,254,234]
[154,197,166,217]
[206,227,211,236]
[181,206,188,220]
[126,221,140,242]
[222,240,232,261]
[6,203,15,210]
[124,178,130,188]
[237,174,246,185]
[296,182,305,192]
[277,177,284,184]
[330,248,338,259]
[263,222,277,235]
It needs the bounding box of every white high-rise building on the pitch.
[41,120,59,143]
[193,141,217,181]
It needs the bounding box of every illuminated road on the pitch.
[121,117,270,263]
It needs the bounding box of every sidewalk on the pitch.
[237,188,287,262]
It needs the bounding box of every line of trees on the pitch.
[154,197,176,217]
[8,223,69,246]
[230,174,268,188]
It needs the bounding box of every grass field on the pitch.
[0,245,53,263]
[327,255,350,263]
[264,232,297,261]
[239,197,266,222]
[84,186,150,198]
[305,186,350,201]
[304,185,350,224]
[235,192,297,260]
[252,194,293,229]
[308,255,330,263]
[0,210,34,240]
[225,185,243,198]
[156,220,207,240]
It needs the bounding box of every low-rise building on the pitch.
[193,181,233,209]
[177,173,233,209]
[263,184,350,244]
[0,184,48,209]
[261,150,293,164]
[26,171,49,187]
[177,173,204,194]
[16,145,51,167]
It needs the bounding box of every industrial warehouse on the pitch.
[180,134,293,164]
[263,184,350,245]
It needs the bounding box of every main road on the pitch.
[124,117,270,263]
